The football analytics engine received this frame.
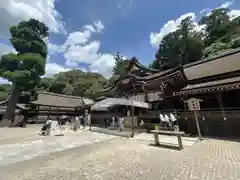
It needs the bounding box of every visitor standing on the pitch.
[88,113,91,130]
[82,115,86,129]
[111,116,115,126]
[73,116,80,131]
[119,115,124,132]
[164,114,170,127]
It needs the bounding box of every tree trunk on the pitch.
[0,85,21,127]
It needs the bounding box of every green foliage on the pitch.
[229,36,240,48]
[199,8,231,45]
[0,19,49,124]
[154,16,204,70]
[112,52,131,76]
[38,69,109,99]
[152,8,240,70]
[0,18,49,90]
[0,84,11,101]
[203,42,230,58]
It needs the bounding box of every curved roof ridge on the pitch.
[131,57,160,73]
[38,91,84,99]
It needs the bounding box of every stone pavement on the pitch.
[90,126,145,137]
[0,129,117,167]
[1,137,240,180]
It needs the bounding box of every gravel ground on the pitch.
[0,130,117,166]
[1,137,240,180]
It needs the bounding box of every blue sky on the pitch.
[0,0,240,82]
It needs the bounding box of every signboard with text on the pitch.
[186,98,202,111]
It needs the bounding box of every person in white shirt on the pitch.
[169,113,177,123]
[159,114,165,123]
[119,115,124,132]
[164,114,170,127]
[111,116,115,126]
[74,116,80,131]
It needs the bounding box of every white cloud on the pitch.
[149,1,240,47]
[47,42,61,55]
[219,1,234,8]
[0,78,9,84]
[150,13,204,47]
[48,20,115,78]
[94,20,105,32]
[200,8,210,15]
[0,0,65,38]
[0,43,16,56]
[229,10,240,19]
[44,62,70,77]
[0,0,114,79]
[89,54,115,78]
[64,31,91,46]
[64,41,101,65]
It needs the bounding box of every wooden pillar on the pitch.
[182,98,190,133]
[89,109,92,130]
[47,106,51,120]
[131,105,135,137]
[194,111,202,140]
[58,107,60,120]
[137,109,140,127]
[36,106,39,121]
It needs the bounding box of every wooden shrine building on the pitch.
[28,92,94,123]
[0,100,31,125]
[101,48,240,138]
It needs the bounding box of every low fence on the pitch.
[139,108,240,138]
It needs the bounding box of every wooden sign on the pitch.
[186,98,202,111]
[185,98,203,140]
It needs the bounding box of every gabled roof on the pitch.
[128,57,160,73]
[91,98,150,111]
[183,48,240,80]
[128,66,181,81]
[30,92,94,108]
[174,76,240,95]
[98,48,240,95]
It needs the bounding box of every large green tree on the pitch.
[154,16,204,70]
[112,52,131,76]
[152,7,240,70]
[0,19,49,126]
[44,69,108,99]
[200,8,240,57]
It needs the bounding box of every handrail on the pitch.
[141,109,240,118]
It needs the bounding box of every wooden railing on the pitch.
[140,108,240,121]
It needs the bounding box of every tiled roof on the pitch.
[183,48,240,80]
[174,76,240,95]
[30,92,94,108]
